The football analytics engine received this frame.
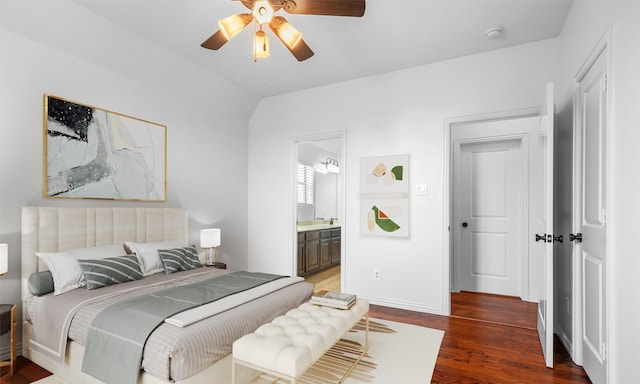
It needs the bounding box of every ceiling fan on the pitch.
[201,0,366,62]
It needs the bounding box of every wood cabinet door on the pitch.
[331,237,341,265]
[297,242,305,275]
[305,240,320,273]
[320,239,331,268]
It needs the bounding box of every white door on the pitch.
[454,124,525,297]
[575,47,608,384]
[535,82,555,368]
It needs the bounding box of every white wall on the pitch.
[555,0,640,381]
[248,38,560,313]
[0,0,258,342]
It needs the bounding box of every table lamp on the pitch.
[0,243,7,276]
[200,228,221,266]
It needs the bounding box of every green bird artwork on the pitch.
[367,205,401,232]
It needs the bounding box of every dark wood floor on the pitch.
[372,292,591,384]
[3,291,591,384]
[451,290,538,330]
[1,356,50,384]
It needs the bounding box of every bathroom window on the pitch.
[297,162,314,205]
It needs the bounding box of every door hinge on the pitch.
[602,75,608,93]
[602,342,607,361]
[601,208,607,226]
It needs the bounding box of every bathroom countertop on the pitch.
[297,223,341,232]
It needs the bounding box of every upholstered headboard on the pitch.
[21,207,188,302]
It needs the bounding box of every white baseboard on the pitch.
[360,295,444,315]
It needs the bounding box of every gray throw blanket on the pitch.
[81,271,286,384]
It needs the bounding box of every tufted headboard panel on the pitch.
[21,206,188,302]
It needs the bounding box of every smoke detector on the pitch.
[485,27,504,40]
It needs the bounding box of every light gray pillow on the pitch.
[36,243,127,295]
[78,255,144,290]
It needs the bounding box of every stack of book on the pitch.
[310,291,357,310]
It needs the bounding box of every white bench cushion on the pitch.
[233,300,369,378]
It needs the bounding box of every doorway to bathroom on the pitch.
[292,133,345,294]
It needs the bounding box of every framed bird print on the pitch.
[360,198,409,237]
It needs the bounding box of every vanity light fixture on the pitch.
[324,158,340,173]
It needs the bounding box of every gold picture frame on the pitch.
[43,95,167,201]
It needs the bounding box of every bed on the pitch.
[21,207,314,384]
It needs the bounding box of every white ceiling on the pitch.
[70,0,573,98]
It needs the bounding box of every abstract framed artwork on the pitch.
[43,95,166,201]
[360,198,409,237]
[360,154,409,194]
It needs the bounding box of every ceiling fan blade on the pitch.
[201,30,229,50]
[282,0,365,17]
[269,16,314,61]
[201,13,254,50]
[288,38,314,61]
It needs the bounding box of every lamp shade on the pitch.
[253,30,270,60]
[0,243,7,276]
[219,14,253,41]
[200,228,221,248]
[271,16,302,50]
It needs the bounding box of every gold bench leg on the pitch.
[338,311,369,384]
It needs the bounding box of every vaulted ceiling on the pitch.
[70,0,573,97]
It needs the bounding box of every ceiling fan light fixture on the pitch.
[271,16,302,49]
[253,29,270,61]
[219,14,253,40]
[253,0,274,24]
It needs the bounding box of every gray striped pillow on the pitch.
[158,248,188,274]
[78,255,144,290]
[158,245,202,274]
[182,245,202,269]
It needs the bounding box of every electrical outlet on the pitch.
[373,269,381,280]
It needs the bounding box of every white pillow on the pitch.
[36,244,126,295]
[124,239,187,276]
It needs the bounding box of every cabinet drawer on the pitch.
[320,230,332,239]
[298,232,305,242]
[331,229,341,237]
[305,231,319,241]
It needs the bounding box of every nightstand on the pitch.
[207,262,227,269]
[0,304,16,380]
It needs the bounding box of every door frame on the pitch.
[444,108,540,315]
[571,30,612,374]
[290,131,346,287]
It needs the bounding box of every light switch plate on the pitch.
[416,184,427,196]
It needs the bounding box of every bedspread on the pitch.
[27,267,314,381]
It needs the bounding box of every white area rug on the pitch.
[252,318,445,384]
[32,376,65,384]
[33,318,444,384]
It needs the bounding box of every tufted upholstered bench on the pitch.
[232,299,369,384]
